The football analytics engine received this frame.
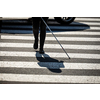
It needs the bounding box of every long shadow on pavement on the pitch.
[0,19,90,34]
[35,51,64,73]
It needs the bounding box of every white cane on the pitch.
[41,17,70,59]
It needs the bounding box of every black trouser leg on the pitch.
[32,17,40,49]
[32,17,40,42]
[40,17,48,50]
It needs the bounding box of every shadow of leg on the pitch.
[36,51,64,73]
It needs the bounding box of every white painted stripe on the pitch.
[90,27,100,30]
[61,44,100,50]
[1,35,34,40]
[47,31,100,35]
[75,17,100,21]
[0,43,100,50]
[1,17,99,21]
[72,22,100,25]
[1,31,100,35]
[46,37,100,41]
[0,61,100,69]
[0,51,100,59]
[1,35,100,41]
[0,17,29,19]
[0,74,100,83]
[0,43,33,47]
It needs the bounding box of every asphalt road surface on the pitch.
[0,17,100,83]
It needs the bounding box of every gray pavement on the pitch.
[0,17,100,83]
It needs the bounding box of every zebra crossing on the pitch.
[0,17,100,83]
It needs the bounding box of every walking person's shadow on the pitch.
[35,51,64,73]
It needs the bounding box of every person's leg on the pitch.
[32,17,40,49]
[39,17,48,53]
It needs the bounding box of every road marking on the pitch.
[72,22,100,25]
[0,43,100,50]
[0,74,100,83]
[75,17,100,21]
[46,37,100,41]
[0,61,100,69]
[1,35,34,40]
[47,31,100,35]
[71,20,100,26]
[1,35,100,41]
[0,51,100,59]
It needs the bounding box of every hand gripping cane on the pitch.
[41,17,70,59]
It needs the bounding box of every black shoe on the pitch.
[39,49,45,54]
[33,42,38,49]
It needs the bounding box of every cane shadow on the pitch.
[35,51,64,73]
